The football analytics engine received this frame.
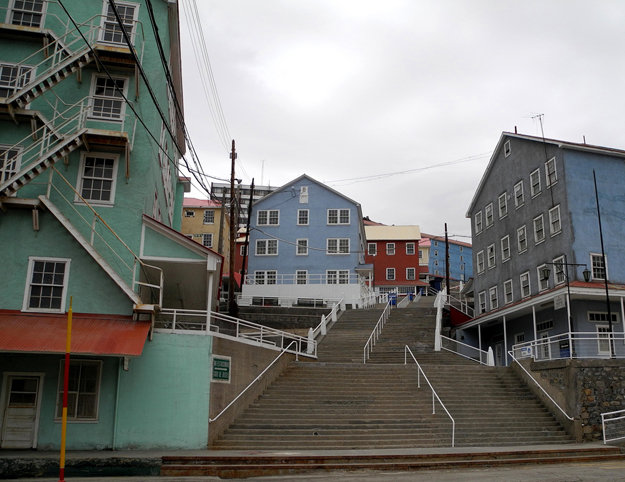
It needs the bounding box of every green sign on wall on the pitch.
[211,355,231,383]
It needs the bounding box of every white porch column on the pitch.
[503,315,508,366]
[478,324,482,353]
[206,271,214,329]
[532,305,537,341]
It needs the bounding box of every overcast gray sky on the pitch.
[179,0,625,239]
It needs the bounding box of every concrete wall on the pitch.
[208,337,295,445]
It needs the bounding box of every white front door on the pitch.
[1,374,44,449]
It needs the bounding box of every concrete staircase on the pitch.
[210,298,574,450]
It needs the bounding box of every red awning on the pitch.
[0,311,150,356]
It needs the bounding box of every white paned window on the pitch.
[254,270,277,285]
[549,205,561,235]
[255,239,278,255]
[0,145,21,183]
[474,211,483,233]
[90,76,127,121]
[517,225,527,253]
[514,181,524,208]
[476,250,485,273]
[184,210,194,218]
[386,243,395,255]
[240,245,248,256]
[55,360,101,420]
[489,286,498,310]
[504,279,513,304]
[297,209,309,225]
[406,242,415,255]
[327,270,349,285]
[501,235,510,261]
[0,62,32,98]
[327,238,350,254]
[10,0,46,27]
[553,256,566,284]
[299,186,308,203]
[327,208,350,225]
[24,257,70,312]
[478,291,486,314]
[100,1,139,45]
[533,214,545,244]
[487,244,495,269]
[296,239,308,255]
[545,157,557,187]
[368,243,376,255]
[485,203,494,227]
[386,268,395,280]
[257,210,279,226]
[591,254,606,280]
[597,325,612,355]
[296,270,307,285]
[504,140,511,157]
[530,168,541,197]
[520,271,531,297]
[537,264,549,291]
[76,153,118,204]
[202,233,212,248]
[406,267,416,280]
[203,210,215,224]
[498,192,508,218]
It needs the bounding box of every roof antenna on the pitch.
[531,113,545,139]
[583,135,587,144]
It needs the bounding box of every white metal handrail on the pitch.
[601,409,625,444]
[363,300,392,363]
[404,345,455,447]
[210,341,296,423]
[243,272,361,285]
[507,350,574,421]
[512,332,625,361]
[440,334,491,365]
[155,309,315,358]
[396,294,411,308]
[311,298,344,339]
[445,293,474,317]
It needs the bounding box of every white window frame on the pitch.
[386,268,395,281]
[504,139,511,157]
[254,270,277,285]
[487,244,496,269]
[590,253,607,280]
[367,243,377,256]
[474,211,483,233]
[327,238,350,255]
[533,214,545,244]
[489,286,498,310]
[406,267,416,280]
[485,203,494,227]
[75,152,118,205]
[99,0,139,45]
[517,225,527,253]
[89,75,128,121]
[8,0,47,27]
[530,168,541,197]
[255,239,278,256]
[553,255,566,284]
[537,264,549,291]
[501,235,510,262]
[596,325,612,356]
[257,209,279,226]
[23,257,71,313]
[327,208,350,225]
[55,359,101,421]
[0,144,22,185]
[239,245,248,256]
[549,205,561,236]
[514,180,524,208]
[478,291,486,314]
[296,270,308,285]
[0,62,33,99]
[296,238,308,256]
[202,233,213,248]
[498,192,508,219]
[297,209,309,225]
[327,270,349,285]
[520,271,531,298]
[406,242,415,255]
[503,279,513,304]
[184,210,194,218]
[545,157,557,187]
[203,210,215,224]
[476,250,485,274]
[386,242,395,255]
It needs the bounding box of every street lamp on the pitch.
[541,255,591,357]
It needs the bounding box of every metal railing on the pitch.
[512,332,625,361]
[404,345,455,447]
[601,409,625,444]
[396,294,412,308]
[440,335,491,365]
[310,298,344,339]
[445,293,474,317]
[210,341,296,423]
[155,309,315,358]
[363,300,392,363]
[508,350,574,422]
[243,272,361,285]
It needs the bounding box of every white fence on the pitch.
[602,409,625,444]
[512,332,625,361]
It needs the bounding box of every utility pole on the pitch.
[240,178,254,286]
[217,193,226,255]
[228,140,238,317]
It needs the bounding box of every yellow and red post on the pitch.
[59,297,72,481]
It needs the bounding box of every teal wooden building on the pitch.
[0,0,223,449]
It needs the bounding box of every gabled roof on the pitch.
[421,233,472,248]
[466,132,625,217]
[365,225,421,241]
[183,197,221,208]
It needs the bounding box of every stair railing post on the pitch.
[307,328,314,354]
[320,315,326,336]
[332,304,337,322]
[432,391,436,414]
